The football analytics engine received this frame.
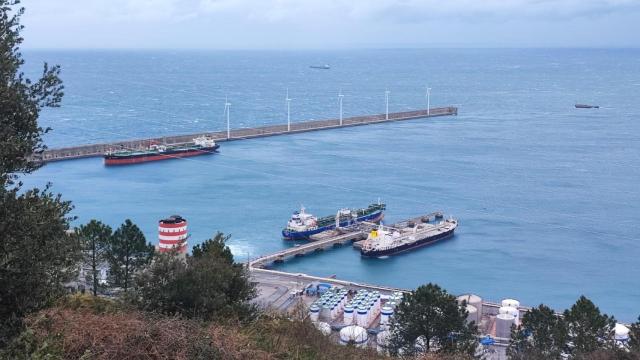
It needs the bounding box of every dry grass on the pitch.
[10,294,387,360]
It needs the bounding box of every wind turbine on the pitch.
[224,96,231,139]
[426,86,431,116]
[385,90,390,120]
[286,89,292,132]
[338,89,344,126]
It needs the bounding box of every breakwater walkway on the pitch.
[37,107,457,162]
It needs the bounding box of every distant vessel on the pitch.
[360,217,457,257]
[282,203,385,240]
[310,64,331,70]
[575,104,599,109]
[104,136,219,165]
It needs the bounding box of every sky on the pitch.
[21,0,640,49]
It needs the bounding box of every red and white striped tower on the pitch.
[158,215,188,254]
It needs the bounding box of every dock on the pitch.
[36,107,457,162]
[248,211,514,358]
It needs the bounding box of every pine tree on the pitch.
[0,0,63,187]
[389,283,477,357]
[1,0,74,347]
[507,304,568,359]
[563,296,615,357]
[134,233,257,321]
[76,220,112,296]
[106,219,154,292]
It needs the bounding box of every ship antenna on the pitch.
[338,89,344,126]
[225,96,232,140]
[286,88,292,132]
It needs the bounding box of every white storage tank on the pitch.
[496,313,516,338]
[357,306,368,327]
[615,323,630,343]
[330,304,338,320]
[343,305,355,325]
[339,325,369,347]
[380,306,394,325]
[465,304,478,324]
[309,304,320,322]
[457,294,483,317]
[501,298,520,308]
[499,306,519,324]
[314,321,332,336]
[321,304,331,321]
[376,330,391,354]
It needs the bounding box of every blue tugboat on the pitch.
[282,202,385,240]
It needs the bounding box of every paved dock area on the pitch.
[36,107,457,162]
[248,211,513,359]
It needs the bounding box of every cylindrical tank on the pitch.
[309,304,320,322]
[357,306,368,327]
[158,215,188,253]
[339,325,369,347]
[615,323,630,342]
[380,306,394,325]
[457,294,483,317]
[376,330,391,354]
[315,321,332,336]
[499,306,519,324]
[343,305,354,325]
[496,313,516,338]
[321,304,331,321]
[465,304,478,324]
[501,299,520,308]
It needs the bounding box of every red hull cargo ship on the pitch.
[104,136,219,166]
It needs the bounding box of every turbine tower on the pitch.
[338,89,344,126]
[286,89,292,132]
[385,90,390,120]
[224,96,231,139]
[426,86,431,117]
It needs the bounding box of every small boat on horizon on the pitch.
[310,64,331,70]
[575,104,599,109]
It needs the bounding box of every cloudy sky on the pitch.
[21,0,640,49]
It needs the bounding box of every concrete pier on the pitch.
[36,107,457,162]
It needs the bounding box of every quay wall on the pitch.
[37,107,457,162]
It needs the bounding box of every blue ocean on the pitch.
[20,49,640,321]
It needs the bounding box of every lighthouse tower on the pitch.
[158,215,188,254]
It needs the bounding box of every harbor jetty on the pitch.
[36,107,457,163]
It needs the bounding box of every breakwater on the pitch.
[36,107,457,162]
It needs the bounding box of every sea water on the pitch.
[20,49,640,321]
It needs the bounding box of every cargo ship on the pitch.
[310,64,331,69]
[282,202,385,240]
[575,104,599,109]
[360,217,457,257]
[104,136,219,166]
